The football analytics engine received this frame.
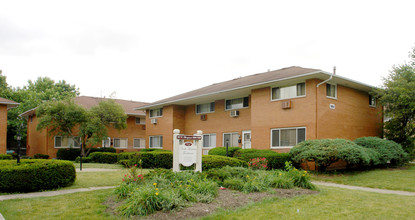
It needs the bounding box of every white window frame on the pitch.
[196,102,215,114]
[225,97,249,111]
[271,82,306,101]
[369,95,376,107]
[54,136,81,148]
[202,133,216,148]
[113,138,128,149]
[149,136,163,148]
[149,108,163,118]
[133,138,146,149]
[223,132,239,147]
[326,83,337,99]
[102,137,111,148]
[270,127,306,149]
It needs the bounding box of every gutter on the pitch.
[315,67,335,139]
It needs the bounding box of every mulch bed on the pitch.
[105,188,318,219]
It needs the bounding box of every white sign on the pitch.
[179,142,197,167]
[173,129,203,172]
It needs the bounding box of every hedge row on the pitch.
[57,147,116,160]
[290,138,410,172]
[0,154,13,160]
[0,159,76,192]
[209,148,290,170]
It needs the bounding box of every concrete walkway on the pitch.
[313,181,415,196]
[0,186,116,201]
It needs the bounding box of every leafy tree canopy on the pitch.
[36,99,127,156]
[374,46,415,156]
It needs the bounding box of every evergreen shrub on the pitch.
[208,147,241,157]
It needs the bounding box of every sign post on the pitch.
[173,129,203,172]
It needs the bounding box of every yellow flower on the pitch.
[153,183,157,186]
[246,175,249,178]
[279,173,282,176]
[156,188,158,191]
[302,174,305,176]
[155,192,159,196]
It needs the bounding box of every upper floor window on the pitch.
[149,108,163,118]
[271,83,305,100]
[54,136,81,148]
[196,102,215,114]
[369,95,377,107]
[135,117,145,125]
[326,83,337,99]
[225,97,249,110]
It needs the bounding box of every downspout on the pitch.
[315,67,335,139]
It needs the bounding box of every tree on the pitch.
[36,99,127,156]
[374,46,415,157]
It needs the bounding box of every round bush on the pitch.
[290,139,374,172]
[208,147,241,157]
[202,155,247,170]
[0,159,76,192]
[354,137,409,166]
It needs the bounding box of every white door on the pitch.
[242,131,251,149]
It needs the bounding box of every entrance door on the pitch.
[242,131,251,149]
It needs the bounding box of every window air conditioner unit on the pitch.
[281,100,291,109]
[200,114,207,121]
[151,118,158,124]
[230,110,239,117]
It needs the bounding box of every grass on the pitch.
[202,186,415,219]
[311,164,415,192]
[73,162,124,169]
[0,189,116,220]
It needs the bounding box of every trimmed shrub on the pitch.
[34,153,50,159]
[56,148,81,160]
[139,149,170,152]
[0,159,76,192]
[208,147,241,157]
[290,139,373,172]
[354,137,409,166]
[267,153,291,170]
[0,154,13,160]
[118,152,173,169]
[232,149,290,170]
[75,156,93,163]
[202,155,247,170]
[89,152,118,164]
[87,147,116,155]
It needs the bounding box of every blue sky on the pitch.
[1,0,414,102]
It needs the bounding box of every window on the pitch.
[135,117,145,125]
[271,83,306,100]
[149,136,163,148]
[54,136,81,148]
[149,108,163,118]
[369,95,376,107]
[271,127,306,148]
[203,134,216,148]
[326,83,337,98]
[225,97,249,110]
[196,102,215,114]
[223,132,239,147]
[113,138,128,148]
[102,137,111,147]
[133,138,145,148]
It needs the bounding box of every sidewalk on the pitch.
[312,181,415,196]
[0,186,116,201]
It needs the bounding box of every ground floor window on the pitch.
[113,138,128,148]
[54,136,81,148]
[134,138,146,148]
[149,136,163,148]
[223,132,239,147]
[203,134,216,148]
[271,127,306,148]
[102,137,111,148]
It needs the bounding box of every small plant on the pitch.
[122,163,144,184]
[248,157,268,170]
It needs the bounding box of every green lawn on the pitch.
[202,186,415,220]
[312,164,415,192]
[73,162,124,169]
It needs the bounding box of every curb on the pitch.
[313,181,415,196]
[0,186,116,201]
[0,213,4,220]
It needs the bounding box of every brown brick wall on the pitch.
[0,105,7,154]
